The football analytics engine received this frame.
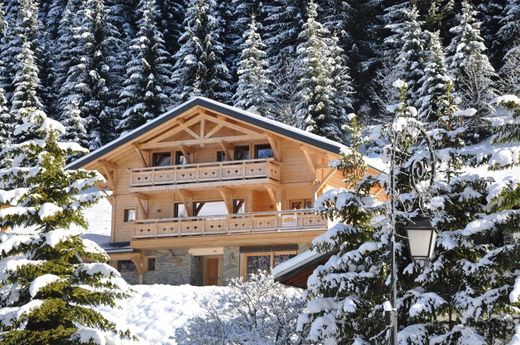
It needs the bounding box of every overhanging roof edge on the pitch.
[67,97,369,170]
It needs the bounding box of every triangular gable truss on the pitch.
[137,110,269,151]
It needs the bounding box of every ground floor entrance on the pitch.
[203,255,223,286]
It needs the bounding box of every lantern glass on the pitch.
[406,217,436,260]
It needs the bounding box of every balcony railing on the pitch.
[133,209,327,239]
[129,158,281,192]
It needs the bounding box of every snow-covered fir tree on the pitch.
[0,87,11,164]
[58,0,125,149]
[233,15,274,118]
[497,0,520,56]
[117,0,173,133]
[446,1,497,140]
[295,1,352,141]
[10,39,45,144]
[172,0,232,104]
[386,5,429,108]
[500,43,520,96]
[398,92,520,343]
[156,0,186,55]
[0,104,132,344]
[298,112,388,343]
[0,0,41,102]
[417,31,455,123]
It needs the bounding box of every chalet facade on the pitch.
[70,97,384,285]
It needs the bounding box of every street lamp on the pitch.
[405,216,437,260]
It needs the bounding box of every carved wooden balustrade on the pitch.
[133,209,327,238]
[129,158,281,192]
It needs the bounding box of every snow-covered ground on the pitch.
[84,196,112,235]
[99,284,228,345]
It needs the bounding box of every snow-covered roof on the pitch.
[272,249,329,280]
[81,234,132,254]
[68,97,386,172]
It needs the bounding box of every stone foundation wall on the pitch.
[222,247,240,285]
[139,249,203,286]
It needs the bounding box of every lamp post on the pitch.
[386,120,437,345]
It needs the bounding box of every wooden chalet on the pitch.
[69,97,384,286]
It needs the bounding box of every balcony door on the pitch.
[152,152,171,167]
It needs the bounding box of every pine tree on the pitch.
[0,105,132,344]
[497,0,520,56]
[417,31,455,123]
[399,94,520,344]
[294,1,352,141]
[263,0,305,70]
[0,0,41,102]
[58,0,125,149]
[0,87,11,157]
[446,1,497,140]
[117,0,174,133]
[500,44,520,96]
[387,5,429,108]
[10,40,45,144]
[156,0,186,54]
[233,16,274,118]
[172,0,232,104]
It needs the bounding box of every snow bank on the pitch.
[97,284,228,345]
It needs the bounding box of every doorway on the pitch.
[203,256,223,286]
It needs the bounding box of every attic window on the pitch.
[152,152,171,167]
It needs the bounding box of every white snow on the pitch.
[510,277,520,304]
[38,202,63,220]
[29,274,61,297]
[45,227,82,247]
[97,284,228,345]
[84,197,113,235]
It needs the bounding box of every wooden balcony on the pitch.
[133,209,327,239]
[129,158,281,192]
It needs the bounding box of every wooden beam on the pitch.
[316,168,336,194]
[218,187,233,214]
[267,135,281,161]
[200,118,205,147]
[177,190,193,217]
[205,123,224,138]
[131,252,146,284]
[265,184,281,211]
[136,198,149,219]
[99,159,117,170]
[144,114,204,144]
[300,145,317,180]
[133,192,150,200]
[180,145,193,163]
[133,144,148,167]
[99,163,117,191]
[218,140,233,161]
[139,134,266,150]
[178,118,200,139]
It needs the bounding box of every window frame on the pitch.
[239,249,297,279]
[123,208,137,222]
[234,145,250,161]
[254,143,273,159]
[151,151,172,167]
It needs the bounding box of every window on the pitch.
[216,151,226,162]
[117,260,136,273]
[255,144,273,159]
[174,203,188,218]
[152,152,171,167]
[289,199,312,210]
[124,208,136,222]
[147,257,156,271]
[241,249,296,278]
[233,199,245,214]
[175,151,189,165]
[234,145,250,160]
